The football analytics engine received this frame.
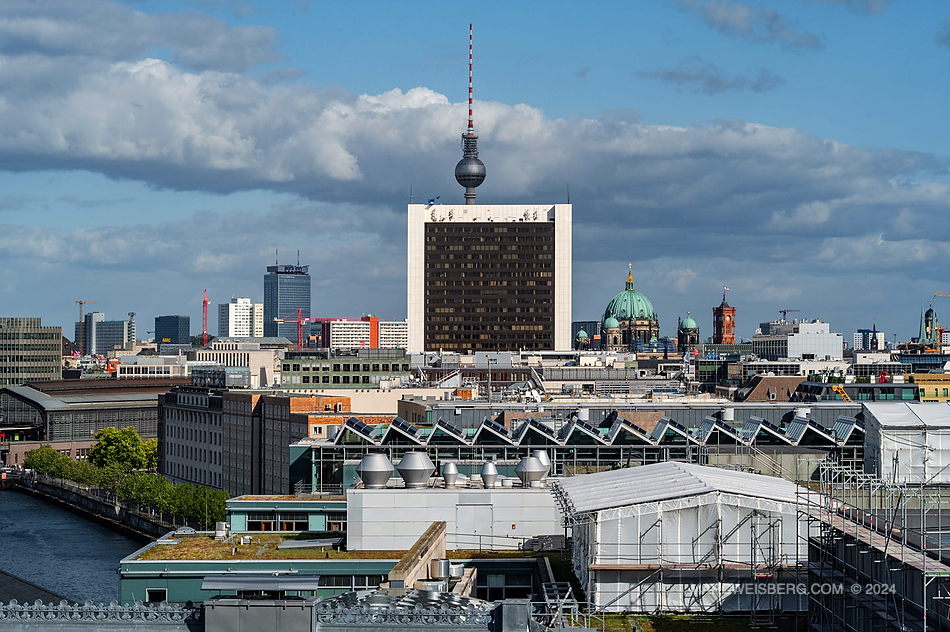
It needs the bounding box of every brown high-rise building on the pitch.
[407,204,572,353]
[712,295,736,344]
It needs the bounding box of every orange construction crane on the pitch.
[274,309,316,348]
[202,290,210,347]
[75,300,98,356]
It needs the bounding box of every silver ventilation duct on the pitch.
[480,462,498,488]
[396,452,435,488]
[514,456,546,488]
[531,450,552,478]
[441,462,459,488]
[356,453,394,489]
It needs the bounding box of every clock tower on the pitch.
[712,294,736,344]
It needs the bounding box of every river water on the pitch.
[0,490,143,605]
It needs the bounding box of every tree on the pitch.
[88,427,157,471]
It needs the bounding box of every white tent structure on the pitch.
[551,462,813,613]
[863,402,950,484]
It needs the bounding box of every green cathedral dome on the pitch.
[575,329,589,340]
[602,268,657,325]
[681,314,697,329]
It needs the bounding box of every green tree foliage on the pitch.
[88,427,158,471]
[22,444,227,529]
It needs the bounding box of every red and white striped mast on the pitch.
[455,23,486,204]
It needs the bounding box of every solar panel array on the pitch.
[322,414,849,448]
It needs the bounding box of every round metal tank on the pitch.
[577,408,590,422]
[356,453,394,489]
[441,462,459,488]
[214,522,228,539]
[396,452,435,489]
[531,450,552,478]
[480,462,498,488]
[514,456,546,488]
[720,407,735,422]
[429,558,450,580]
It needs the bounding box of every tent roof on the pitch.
[553,461,798,514]
[865,402,950,428]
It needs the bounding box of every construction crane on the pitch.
[274,309,316,348]
[831,384,852,403]
[75,300,98,356]
[778,309,800,322]
[202,290,210,347]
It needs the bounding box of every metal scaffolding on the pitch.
[806,461,950,631]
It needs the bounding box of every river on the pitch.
[0,489,143,605]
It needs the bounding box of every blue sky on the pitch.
[1,0,948,343]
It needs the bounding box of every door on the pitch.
[456,504,493,550]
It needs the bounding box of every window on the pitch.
[145,588,167,604]
[943,388,948,397]
[342,364,351,372]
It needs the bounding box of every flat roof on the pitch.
[865,402,950,428]
[133,534,405,562]
[554,461,799,515]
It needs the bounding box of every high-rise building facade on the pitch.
[74,312,134,355]
[263,264,311,340]
[218,297,264,338]
[0,318,62,386]
[407,204,572,352]
[155,315,191,346]
[317,317,408,351]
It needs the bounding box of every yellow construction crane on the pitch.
[75,300,98,356]
[831,384,852,403]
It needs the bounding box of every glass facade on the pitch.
[424,222,554,352]
[264,265,311,340]
[155,315,190,346]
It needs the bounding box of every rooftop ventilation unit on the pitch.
[480,462,498,488]
[441,462,459,488]
[356,453,393,489]
[396,452,435,488]
[515,456,546,488]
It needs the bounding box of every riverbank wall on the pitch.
[11,475,182,542]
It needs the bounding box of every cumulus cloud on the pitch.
[806,0,890,14]
[676,0,821,50]
[641,61,782,94]
[0,0,281,72]
[937,16,950,47]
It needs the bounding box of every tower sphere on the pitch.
[455,154,486,189]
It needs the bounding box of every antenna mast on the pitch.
[454,23,486,204]
[468,23,474,137]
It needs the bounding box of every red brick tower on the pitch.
[712,293,736,344]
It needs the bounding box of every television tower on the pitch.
[455,24,486,204]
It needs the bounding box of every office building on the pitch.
[155,315,190,346]
[752,319,843,361]
[408,203,571,353]
[316,317,408,351]
[218,297,264,338]
[74,312,134,355]
[0,317,62,386]
[74,311,104,356]
[263,264,311,340]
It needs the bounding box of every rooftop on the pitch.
[553,461,800,515]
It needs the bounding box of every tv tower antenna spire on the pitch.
[455,23,485,204]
